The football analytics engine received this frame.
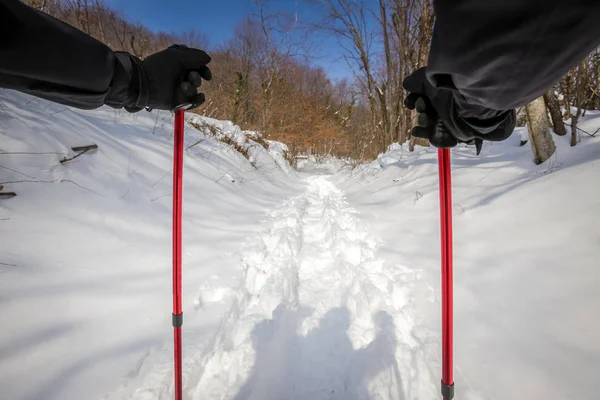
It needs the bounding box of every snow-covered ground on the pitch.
[332,118,600,400]
[1,88,599,400]
[0,89,302,400]
[190,174,436,400]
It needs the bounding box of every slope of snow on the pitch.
[333,117,600,400]
[2,85,599,400]
[0,89,302,400]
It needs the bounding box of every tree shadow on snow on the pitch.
[234,305,405,400]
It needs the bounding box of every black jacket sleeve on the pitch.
[0,0,135,110]
[428,0,600,112]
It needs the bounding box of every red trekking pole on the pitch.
[438,148,454,400]
[172,110,185,400]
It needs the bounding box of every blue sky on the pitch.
[104,0,354,80]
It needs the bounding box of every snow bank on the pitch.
[333,116,600,400]
[0,89,301,400]
[186,114,293,181]
[266,140,293,175]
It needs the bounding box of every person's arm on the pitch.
[0,0,211,111]
[403,0,600,148]
[0,0,134,109]
[428,0,600,111]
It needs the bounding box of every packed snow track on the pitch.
[191,176,436,400]
[107,175,437,400]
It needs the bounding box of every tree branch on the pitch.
[0,164,35,179]
[0,262,17,267]
[577,126,600,137]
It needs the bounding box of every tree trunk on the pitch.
[563,73,573,119]
[414,0,433,148]
[570,107,582,147]
[570,61,588,147]
[525,96,556,165]
[411,136,430,149]
[407,109,430,152]
[543,91,566,135]
[94,1,107,44]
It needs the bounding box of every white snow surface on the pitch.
[1,88,600,400]
[0,89,301,400]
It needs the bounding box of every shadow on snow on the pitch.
[233,305,405,400]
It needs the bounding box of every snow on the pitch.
[0,89,302,400]
[192,175,435,399]
[1,87,600,400]
[334,117,600,400]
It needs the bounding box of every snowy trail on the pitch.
[4,88,600,400]
[187,176,438,400]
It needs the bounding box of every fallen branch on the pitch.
[0,179,55,185]
[454,204,466,213]
[576,126,600,137]
[0,262,17,267]
[0,151,68,156]
[60,144,98,164]
[127,159,145,176]
[71,145,98,152]
[0,164,35,178]
[151,169,172,188]
[215,169,236,183]
[414,191,423,204]
[185,139,205,150]
[60,179,103,196]
[150,193,171,202]
[0,178,102,196]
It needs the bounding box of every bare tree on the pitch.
[63,0,92,34]
[543,90,566,136]
[106,9,130,51]
[570,60,592,146]
[525,96,556,164]
[405,0,433,151]
[313,0,433,156]
[24,0,50,11]
[315,0,387,152]
[178,29,210,50]
[228,18,260,126]
[251,0,301,131]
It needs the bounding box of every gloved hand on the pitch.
[115,45,212,112]
[403,67,516,153]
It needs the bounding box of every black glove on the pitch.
[403,67,516,153]
[111,45,212,112]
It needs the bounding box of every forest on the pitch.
[24,0,600,164]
